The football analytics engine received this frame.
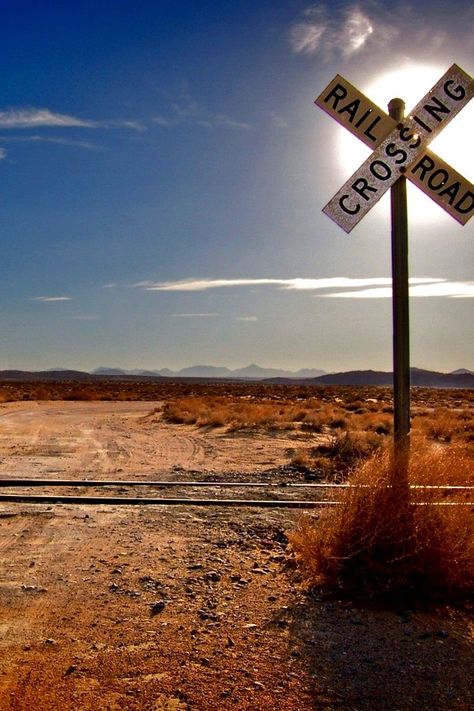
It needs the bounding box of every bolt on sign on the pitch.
[315,64,474,232]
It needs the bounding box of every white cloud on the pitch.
[289,3,375,58]
[289,2,474,61]
[106,119,146,131]
[31,296,72,302]
[0,108,145,132]
[153,86,251,131]
[237,316,258,322]
[170,313,219,318]
[138,277,443,292]
[0,148,6,159]
[321,281,474,298]
[0,108,96,129]
[136,276,473,299]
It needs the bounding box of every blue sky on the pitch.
[1,0,473,373]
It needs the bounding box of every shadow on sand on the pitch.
[284,595,473,711]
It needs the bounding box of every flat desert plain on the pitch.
[0,384,473,710]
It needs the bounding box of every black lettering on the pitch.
[364,115,381,142]
[438,181,460,205]
[352,178,377,201]
[399,125,421,148]
[412,115,432,134]
[427,169,449,191]
[370,160,392,180]
[410,155,435,181]
[444,79,466,101]
[323,83,347,109]
[385,142,407,164]
[455,191,474,214]
[355,108,372,128]
[338,99,360,123]
[339,195,360,215]
[423,96,450,123]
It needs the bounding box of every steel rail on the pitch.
[0,478,472,490]
[0,493,335,508]
[0,494,470,507]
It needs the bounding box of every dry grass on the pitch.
[289,442,474,602]
[162,395,330,431]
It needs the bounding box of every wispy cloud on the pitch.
[134,276,473,298]
[321,282,474,299]
[0,108,145,132]
[0,148,6,159]
[153,84,251,131]
[31,296,72,302]
[136,277,442,292]
[289,3,375,58]
[71,314,99,321]
[289,2,471,60]
[237,316,258,322]
[170,313,219,318]
[0,108,96,129]
[270,113,289,129]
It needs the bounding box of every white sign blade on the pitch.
[408,151,474,225]
[315,74,396,149]
[323,64,474,232]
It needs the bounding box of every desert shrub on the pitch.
[412,408,474,446]
[289,443,474,602]
[318,431,384,476]
[328,416,348,430]
[288,449,314,470]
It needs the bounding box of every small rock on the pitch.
[150,600,166,616]
[64,665,77,676]
[21,585,47,593]
[205,570,221,582]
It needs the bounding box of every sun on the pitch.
[337,63,474,224]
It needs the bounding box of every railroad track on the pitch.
[0,478,472,508]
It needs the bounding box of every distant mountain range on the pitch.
[91,364,327,380]
[0,365,473,387]
[268,367,474,388]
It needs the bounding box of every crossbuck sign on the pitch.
[316,64,474,232]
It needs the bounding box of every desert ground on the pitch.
[0,383,473,710]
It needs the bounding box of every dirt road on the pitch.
[0,402,472,710]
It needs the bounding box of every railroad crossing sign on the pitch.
[314,63,473,454]
[316,64,474,232]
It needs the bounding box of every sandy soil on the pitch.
[0,402,472,710]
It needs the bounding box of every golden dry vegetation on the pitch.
[290,442,474,602]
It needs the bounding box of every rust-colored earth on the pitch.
[0,401,472,710]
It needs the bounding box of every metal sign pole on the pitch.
[388,98,410,460]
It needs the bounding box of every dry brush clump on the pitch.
[290,442,474,602]
[162,395,331,431]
